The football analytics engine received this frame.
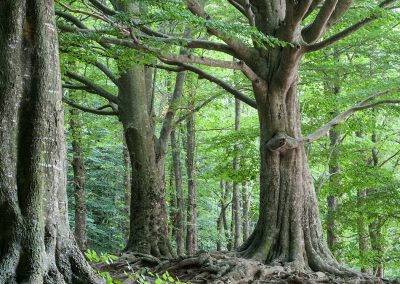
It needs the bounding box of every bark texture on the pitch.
[70,108,87,251]
[237,17,347,272]
[171,130,185,256]
[242,182,250,243]
[0,1,99,282]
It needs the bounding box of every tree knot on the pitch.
[266,132,299,152]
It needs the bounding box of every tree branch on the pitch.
[301,91,400,144]
[175,92,222,125]
[93,62,119,86]
[63,98,119,115]
[65,71,119,104]
[174,62,257,109]
[55,10,88,29]
[87,0,117,16]
[302,0,339,43]
[305,0,399,52]
[183,0,260,64]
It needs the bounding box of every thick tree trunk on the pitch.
[232,99,241,249]
[0,1,99,282]
[70,108,87,251]
[185,102,197,255]
[239,54,345,273]
[118,67,171,257]
[242,182,250,243]
[171,129,185,256]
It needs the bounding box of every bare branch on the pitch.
[301,91,400,144]
[63,98,119,115]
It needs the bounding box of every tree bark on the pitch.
[185,90,197,255]
[70,108,87,251]
[232,99,241,249]
[171,129,185,256]
[239,42,345,273]
[0,1,99,282]
[123,137,131,241]
[242,182,250,243]
[119,66,171,257]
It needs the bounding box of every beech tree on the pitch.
[0,0,99,282]
[55,0,400,274]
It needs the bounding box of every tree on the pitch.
[56,0,400,274]
[70,107,87,251]
[57,0,190,256]
[0,1,98,282]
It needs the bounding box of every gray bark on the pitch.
[70,108,87,251]
[171,129,185,256]
[0,1,99,282]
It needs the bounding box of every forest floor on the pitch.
[95,252,400,284]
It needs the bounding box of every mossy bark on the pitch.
[0,1,100,282]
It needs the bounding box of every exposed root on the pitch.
[96,252,399,284]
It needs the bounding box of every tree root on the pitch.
[96,252,400,283]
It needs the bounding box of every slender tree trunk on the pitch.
[70,108,87,251]
[232,99,241,249]
[171,129,185,256]
[224,181,232,251]
[327,127,340,255]
[357,189,369,273]
[185,93,197,255]
[0,1,98,282]
[242,182,250,243]
[368,132,384,278]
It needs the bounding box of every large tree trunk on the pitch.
[171,129,185,256]
[232,99,241,249]
[118,67,171,257]
[0,1,99,282]
[239,47,344,273]
[70,108,87,251]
